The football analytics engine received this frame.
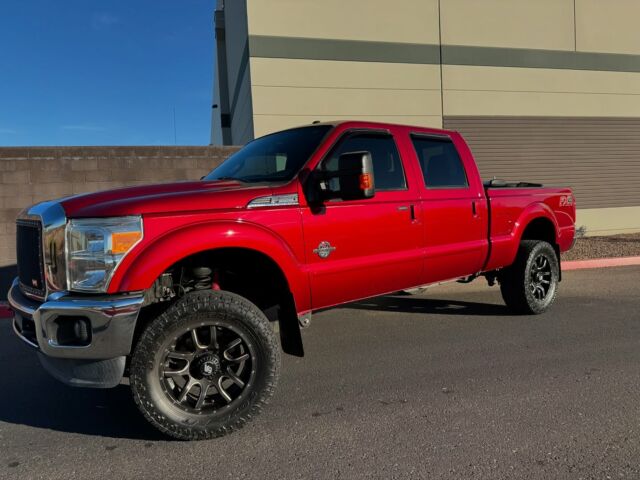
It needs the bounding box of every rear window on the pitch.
[411,136,468,189]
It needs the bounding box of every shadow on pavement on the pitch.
[0,292,508,440]
[346,294,511,316]
[0,265,17,301]
[0,323,164,441]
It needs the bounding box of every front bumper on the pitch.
[7,278,144,388]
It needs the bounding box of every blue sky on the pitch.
[0,0,215,146]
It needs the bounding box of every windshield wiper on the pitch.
[210,176,245,182]
[238,174,290,183]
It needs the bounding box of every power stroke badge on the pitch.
[313,241,336,259]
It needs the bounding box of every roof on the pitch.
[286,119,458,136]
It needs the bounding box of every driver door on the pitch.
[301,130,423,310]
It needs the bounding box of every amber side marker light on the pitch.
[110,231,142,255]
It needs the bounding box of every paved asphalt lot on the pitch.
[1,266,639,480]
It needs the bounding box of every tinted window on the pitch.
[322,133,406,191]
[411,136,468,188]
[206,125,332,183]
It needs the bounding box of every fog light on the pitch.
[54,316,92,346]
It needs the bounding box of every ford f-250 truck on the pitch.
[8,121,575,440]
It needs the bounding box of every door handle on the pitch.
[471,201,478,217]
[397,205,416,221]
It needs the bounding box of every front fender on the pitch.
[107,219,310,312]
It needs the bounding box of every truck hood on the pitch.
[60,180,275,217]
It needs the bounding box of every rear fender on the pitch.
[514,203,560,245]
[487,203,559,271]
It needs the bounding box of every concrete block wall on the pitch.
[0,146,239,299]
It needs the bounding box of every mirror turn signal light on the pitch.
[359,173,373,190]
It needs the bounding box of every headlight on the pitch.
[66,216,143,292]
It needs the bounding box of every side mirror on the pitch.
[318,151,375,201]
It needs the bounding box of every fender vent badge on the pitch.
[247,194,299,209]
[313,241,336,259]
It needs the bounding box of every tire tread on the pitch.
[130,289,280,441]
[500,240,559,315]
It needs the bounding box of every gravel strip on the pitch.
[562,233,640,261]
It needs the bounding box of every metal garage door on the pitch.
[443,116,640,209]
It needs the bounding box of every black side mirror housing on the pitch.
[315,151,375,202]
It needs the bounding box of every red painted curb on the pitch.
[0,302,12,319]
[563,256,640,271]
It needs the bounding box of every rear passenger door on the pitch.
[301,131,423,309]
[410,134,488,283]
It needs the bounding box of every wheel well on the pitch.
[521,217,556,246]
[134,248,303,357]
[520,217,561,278]
[172,248,291,312]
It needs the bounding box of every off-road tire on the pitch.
[130,290,280,440]
[500,240,559,315]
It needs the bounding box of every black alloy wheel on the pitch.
[159,323,256,413]
[529,254,553,301]
[500,240,560,314]
[130,289,280,440]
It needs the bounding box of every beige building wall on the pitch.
[577,207,640,236]
[246,0,440,44]
[436,1,640,236]
[212,0,640,235]
[440,0,575,51]
[246,0,443,137]
[576,0,640,54]
[442,66,640,117]
[250,58,442,137]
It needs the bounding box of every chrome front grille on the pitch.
[16,218,46,298]
[16,201,67,298]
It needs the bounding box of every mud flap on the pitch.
[278,293,304,357]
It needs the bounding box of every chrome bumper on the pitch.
[7,277,144,360]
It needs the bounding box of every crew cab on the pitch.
[8,121,575,439]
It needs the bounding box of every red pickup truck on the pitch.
[8,121,575,439]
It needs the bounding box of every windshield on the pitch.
[205,125,332,183]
